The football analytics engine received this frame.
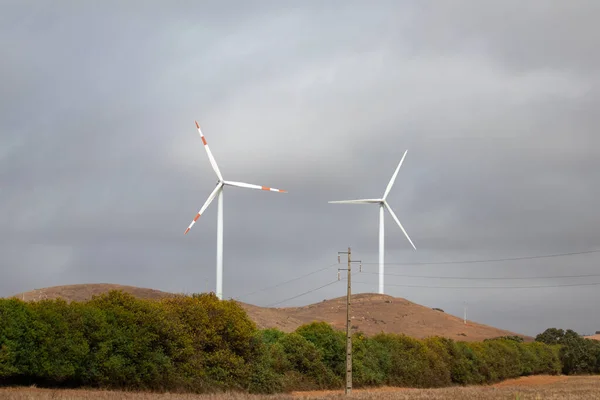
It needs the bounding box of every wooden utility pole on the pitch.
[345,247,352,395]
[337,247,361,396]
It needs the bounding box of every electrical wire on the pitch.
[267,271,361,307]
[234,263,339,300]
[352,280,600,289]
[359,271,600,280]
[234,247,600,304]
[363,249,600,267]
[267,279,341,307]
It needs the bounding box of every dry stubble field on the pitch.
[2,376,600,400]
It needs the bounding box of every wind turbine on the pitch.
[184,121,287,300]
[329,150,416,294]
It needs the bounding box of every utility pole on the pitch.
[337,247,361,396]
[463,301,468,325]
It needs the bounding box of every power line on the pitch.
[234,248,600,304]
[234,263,339,300]
[363,248,600,267]
[266,279,341,307]
[352,280,600,289]
[267,270,362,308]
[360,271,600,280]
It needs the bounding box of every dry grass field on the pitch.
[1,376,600,399]
[10,284,531,341]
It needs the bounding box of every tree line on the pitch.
[0,291,595,394]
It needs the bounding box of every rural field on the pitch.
[1,376,600,399]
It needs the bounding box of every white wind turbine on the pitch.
[329,150,416,294]
[184,121,287,300]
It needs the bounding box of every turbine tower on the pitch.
[184,121,287,299]
[329,150,416,294]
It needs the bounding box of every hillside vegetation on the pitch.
[0,290,564,394]
[11,284,530,342]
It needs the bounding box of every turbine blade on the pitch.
[329,199,382,204]
[383,150,408,200]
[195,121,223,181]
[224,180,286,193]
[384,201,416,250]
[184,183,223,234]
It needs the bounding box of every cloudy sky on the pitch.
[2,0,599,337]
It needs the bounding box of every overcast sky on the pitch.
[2,0,600,337]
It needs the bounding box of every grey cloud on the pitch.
[414,0,600,75]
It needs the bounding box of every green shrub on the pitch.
[250,327,339,392]
[535,328,566,345]
[536,327,599,375]
[247,331,284,394]
[278,332,339,389]
[296,322,346,377]
[81,291,190,390]
[26,299,89,384]
[462,339,527,383]
[484,335,524,343]
[0,299,35,379]
[259,328,286,345]
[352,332,388,387]
[527,341,561,375]
[423,337,459,385]
[371,333,450,388]
[159,293,260,391]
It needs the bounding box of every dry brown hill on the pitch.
[238,293,532,342]
[11,283,177,302]
[9,284,531,342]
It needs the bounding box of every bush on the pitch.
[296,322,346,377]
[352,332,388,387]
[26,299,89,384]
[484,335,524,343]
[527,341,561,375]
[81,291,192,390]
[250,327,339,392]
[371,333,450,388]
[536,327,600,375]
[0,299,35,380]
[159,293,261,392]
[424,337,466,384]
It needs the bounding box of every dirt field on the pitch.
[9,284,530,342]
[1,376,599,399]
